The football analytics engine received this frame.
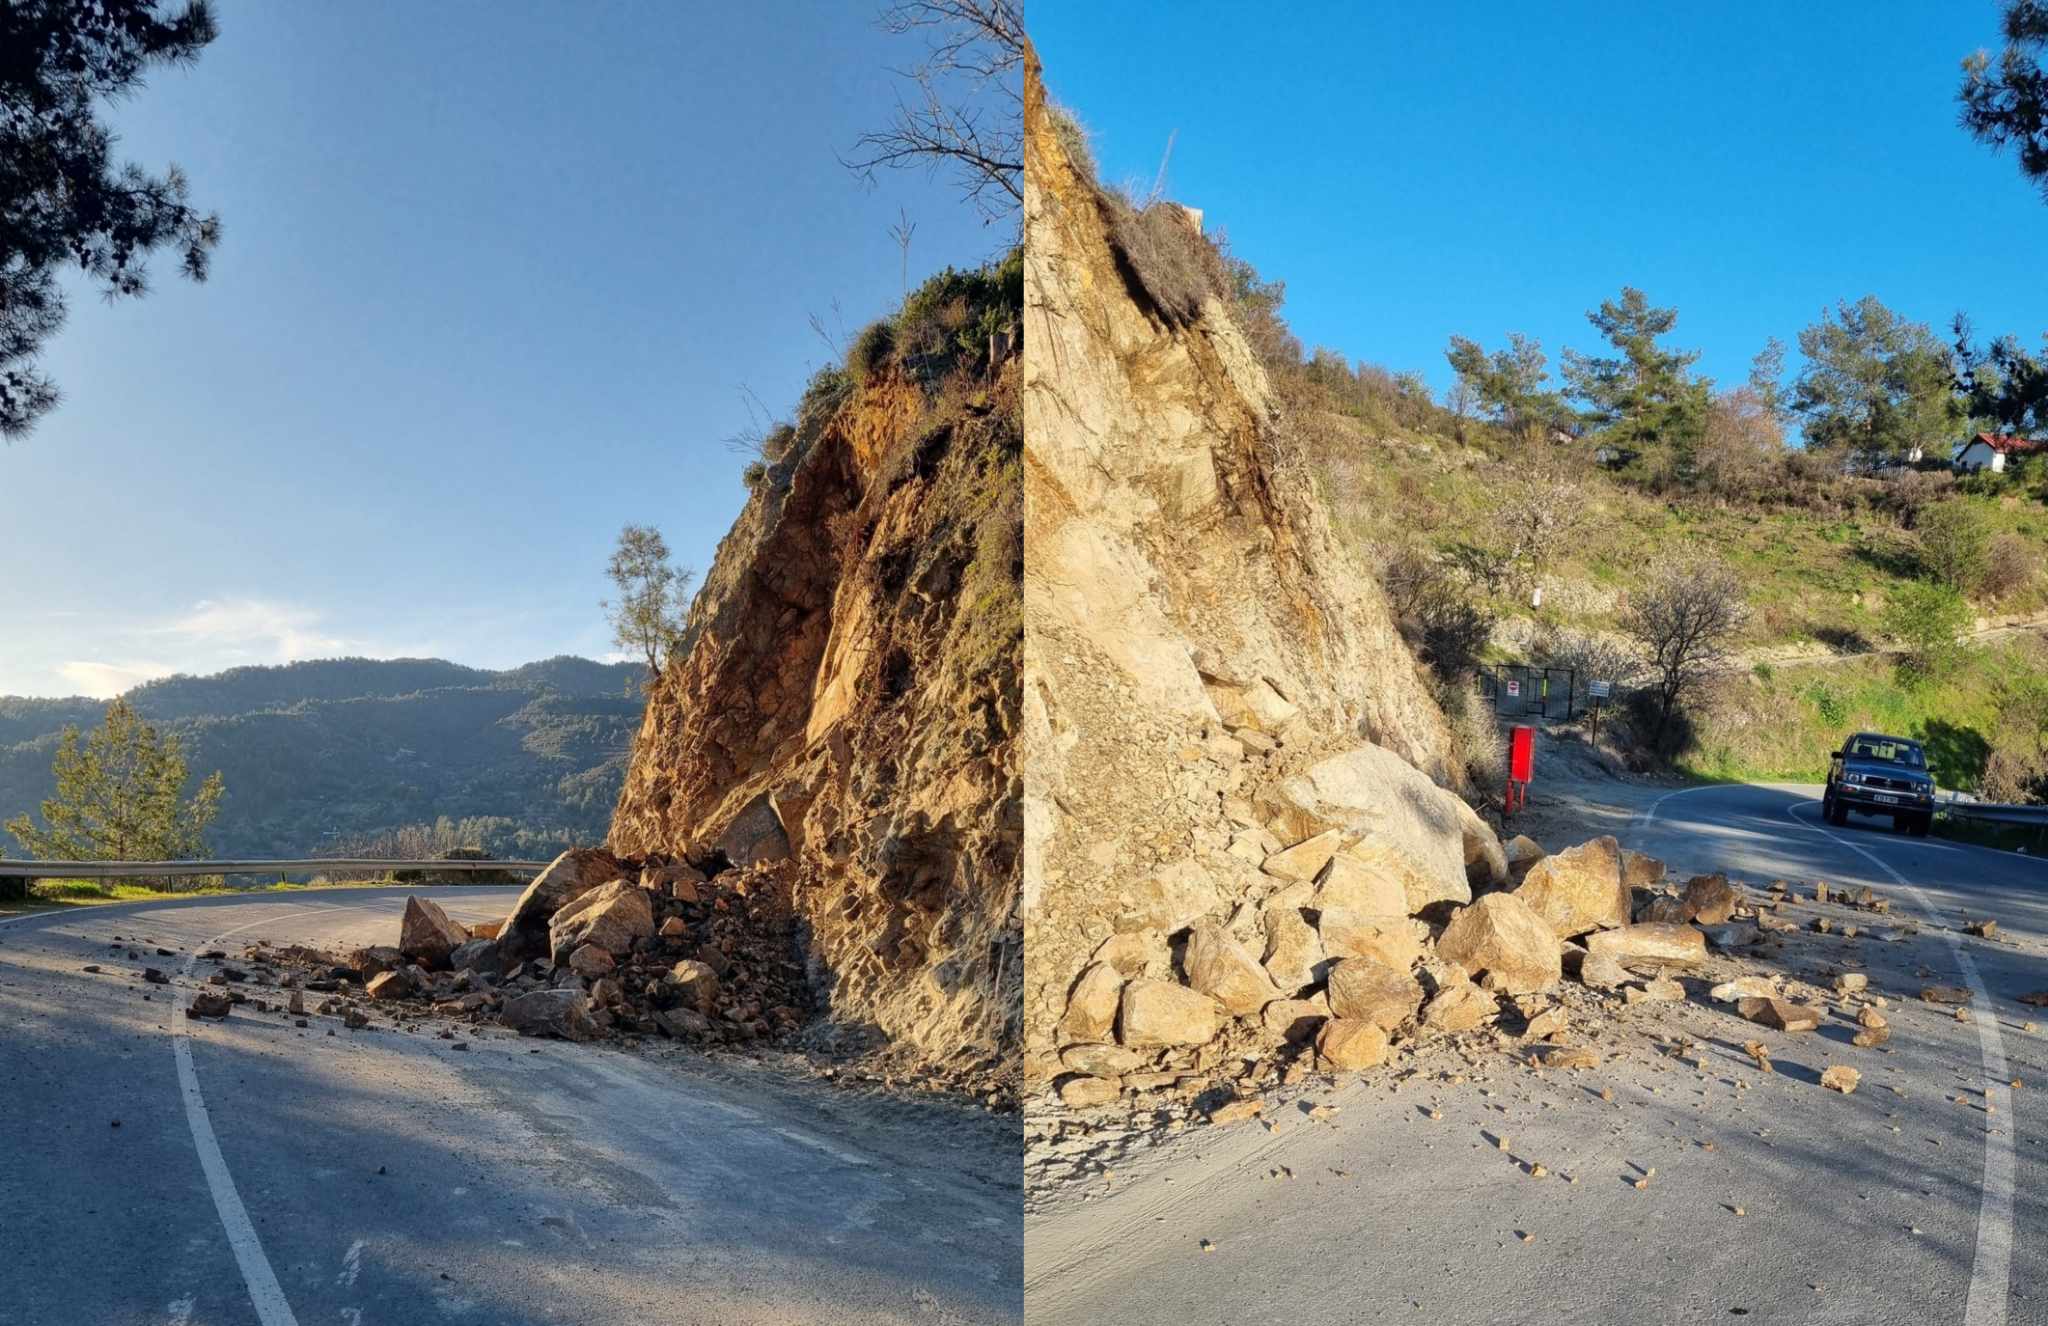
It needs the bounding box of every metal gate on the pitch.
[1481,664,1576,720]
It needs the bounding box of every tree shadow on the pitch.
[1920,719,1992,790]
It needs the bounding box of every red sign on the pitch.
[1509,726,1536,783]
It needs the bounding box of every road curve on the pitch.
[1025,781,2048,1326]
[0,886,1020,1326]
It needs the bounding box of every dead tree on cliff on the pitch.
[842,0,1024,224]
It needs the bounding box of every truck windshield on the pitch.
[1847,737,1925,768]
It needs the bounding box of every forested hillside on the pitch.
[0,656,642,859]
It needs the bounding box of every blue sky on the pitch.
[1033,2,2046,424]
[1,1,1007,697]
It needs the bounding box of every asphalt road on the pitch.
[1024,781,2048,1326]
[0,886,1020,1326]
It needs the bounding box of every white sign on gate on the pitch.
[1505,679,1521,697]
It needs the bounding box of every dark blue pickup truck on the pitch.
[1822,732,1936,836]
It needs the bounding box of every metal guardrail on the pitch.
[0,858,550,879]
[1939,799,2048,827]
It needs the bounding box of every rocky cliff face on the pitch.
[1021,51,1471,1087]
[611,353,1021,1087]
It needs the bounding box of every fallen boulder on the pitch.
[1057,962,1124,1043]
[1422,981,1496,1033]
[548,880,655,962]
[496,848,624,963]
[1436,893,1561,995]
[500,988,597,1041]
[1738,997,1820,1031]
[1680,874,1740,926]
[1119,979,1220,1047]
[1515,836,1629,938]
[1584,923,1707,967]
[398,895,468,969]
[1325,957,1423,1030]
[1184,923,1280,1015]
[1316,1017,1390,1069]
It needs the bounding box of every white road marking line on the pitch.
[167,1294,195,1325]
[336,1238,364,1288]
[175,908,324,1326]
[771,1126,873,1167]
[1783,800,2014,1326]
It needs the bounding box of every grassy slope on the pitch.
[1317,420,2048,651]
[1683,648,2019,788]
[1307,412,2048,794]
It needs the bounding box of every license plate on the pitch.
[1873,793,1899,804]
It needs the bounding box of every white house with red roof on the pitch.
[1954,431,2048,473]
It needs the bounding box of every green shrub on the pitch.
[1915,499,1992,591]
[1883,580,1971,682]
[846,319,897,386]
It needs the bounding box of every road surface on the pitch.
[1025,781,2048,1326]
[0,885,1020,1325]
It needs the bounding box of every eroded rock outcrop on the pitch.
[608,274,1022,1086]
[1021,46,1474,1090]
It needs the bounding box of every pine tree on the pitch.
[0,1,224,438]
[1960,1,2048,203]
[1561,287,1710,460]
[3,699,224,889]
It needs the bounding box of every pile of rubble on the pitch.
[211,847,811,1047]
[1046,806,1886,1113]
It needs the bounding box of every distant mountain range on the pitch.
[0,656,645,860]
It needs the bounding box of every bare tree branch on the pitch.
[842,0,1023,224]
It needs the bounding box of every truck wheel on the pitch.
[1826,794,1847,826]
[1910,813,1931,838]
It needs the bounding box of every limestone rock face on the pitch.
[1019,47,1462,1085]
[1119,979,1221,1047]
[1514,836,1628,938]
[398,896,469,969]
[1435,893,1561,995]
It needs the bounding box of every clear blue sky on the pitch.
[1,1,1006,697]
[1033,3,2046,426]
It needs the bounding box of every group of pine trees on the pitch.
[1442,289,2046,482]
